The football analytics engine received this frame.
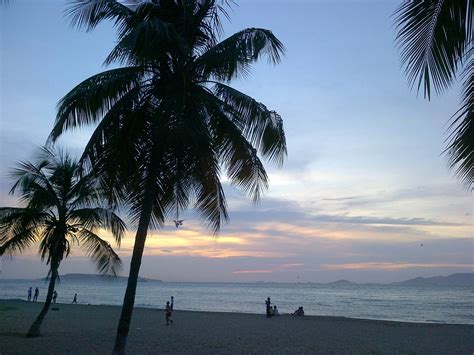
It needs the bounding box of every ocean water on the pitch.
[0,278,473,324]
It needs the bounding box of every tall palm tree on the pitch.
[395,0,473,190]
[0,147,125,337]
[51,0,286,352]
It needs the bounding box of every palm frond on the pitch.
[77,228,122,275]
[212,82,287,165]
[394,0,472,98]
[65,0,136,33]
[196,28,285,81]
[50,67,144,142]
[445,53,474,190]
[0,227,39,256]
[69,208,125,246]
[104,17,173,66]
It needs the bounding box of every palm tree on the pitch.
[0,147,125,337]
[394,1,473,190]
[51,0,286,353]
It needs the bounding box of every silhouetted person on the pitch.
[293,306,304,316]
[27,287,32,301]
[170,296,174,311]
[72,293,77,304]
[33,287,39,302]
[274,305,280,316]
[165,301,173,325]
[53,290,58,303]
[265,297,271,318]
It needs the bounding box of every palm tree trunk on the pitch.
[26,262,59,337]
[113,188,155,354]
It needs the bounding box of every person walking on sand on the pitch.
[33,287,39,302]
[170,296,174,311]
[27,287,32,301]
[165,301,173,325]
[265,297,272,318]
[53,290,58,303]
[72,293,77,304]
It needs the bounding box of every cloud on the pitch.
[309,214,464,226]
[232,269,273,274]
[322,195,365,201]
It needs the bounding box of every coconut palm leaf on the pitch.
[394,0,472,98]
[77,228,121,274]
[395,0,473,189]
[197,28,284,81]
[445,57,474,190]
[50,67,145,141]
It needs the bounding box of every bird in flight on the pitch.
[173,220,184,228]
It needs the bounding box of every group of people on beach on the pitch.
[27,287,39,302]
[26,287,77,304]
[265,297,280,317]
[265,297,304,317]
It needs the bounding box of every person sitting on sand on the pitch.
[292,306,304,316]
[273,305,280,316]
[72,293,77,304]
[265,297,271,318]
[165,301,173,325]
[53,290,58,303]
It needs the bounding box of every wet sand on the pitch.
[0,300,473,354]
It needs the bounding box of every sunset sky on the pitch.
[0,0,472,283]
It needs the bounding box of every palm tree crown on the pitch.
[52,0,286,230]
[0,147,125,337]
[1,148,124,273]
[394,0,473,190]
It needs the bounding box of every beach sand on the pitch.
[0,300,473,354]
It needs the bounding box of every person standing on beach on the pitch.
[165,301,173,325]
[170,296,174,311]
[265,297,271,318]
[33,287,39,302]
[27,287,32,301]
[72,293,77,304]
[52,290,58,303]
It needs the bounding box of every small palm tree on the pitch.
[52,0,286,353]
[0,147,125,337]
[394,0,473,190]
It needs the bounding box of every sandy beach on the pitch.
[0,300,473,354]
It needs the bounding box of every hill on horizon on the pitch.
[391,273,474,286]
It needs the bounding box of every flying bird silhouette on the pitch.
[173,220,184,228]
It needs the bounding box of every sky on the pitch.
[0,0,472,283]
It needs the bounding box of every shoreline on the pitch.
[1,300,473,354]
[2,298,471,326]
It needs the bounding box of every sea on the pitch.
[1,278,473,324]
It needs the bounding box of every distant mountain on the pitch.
[392,273,474,286]
[40,273,161,283]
